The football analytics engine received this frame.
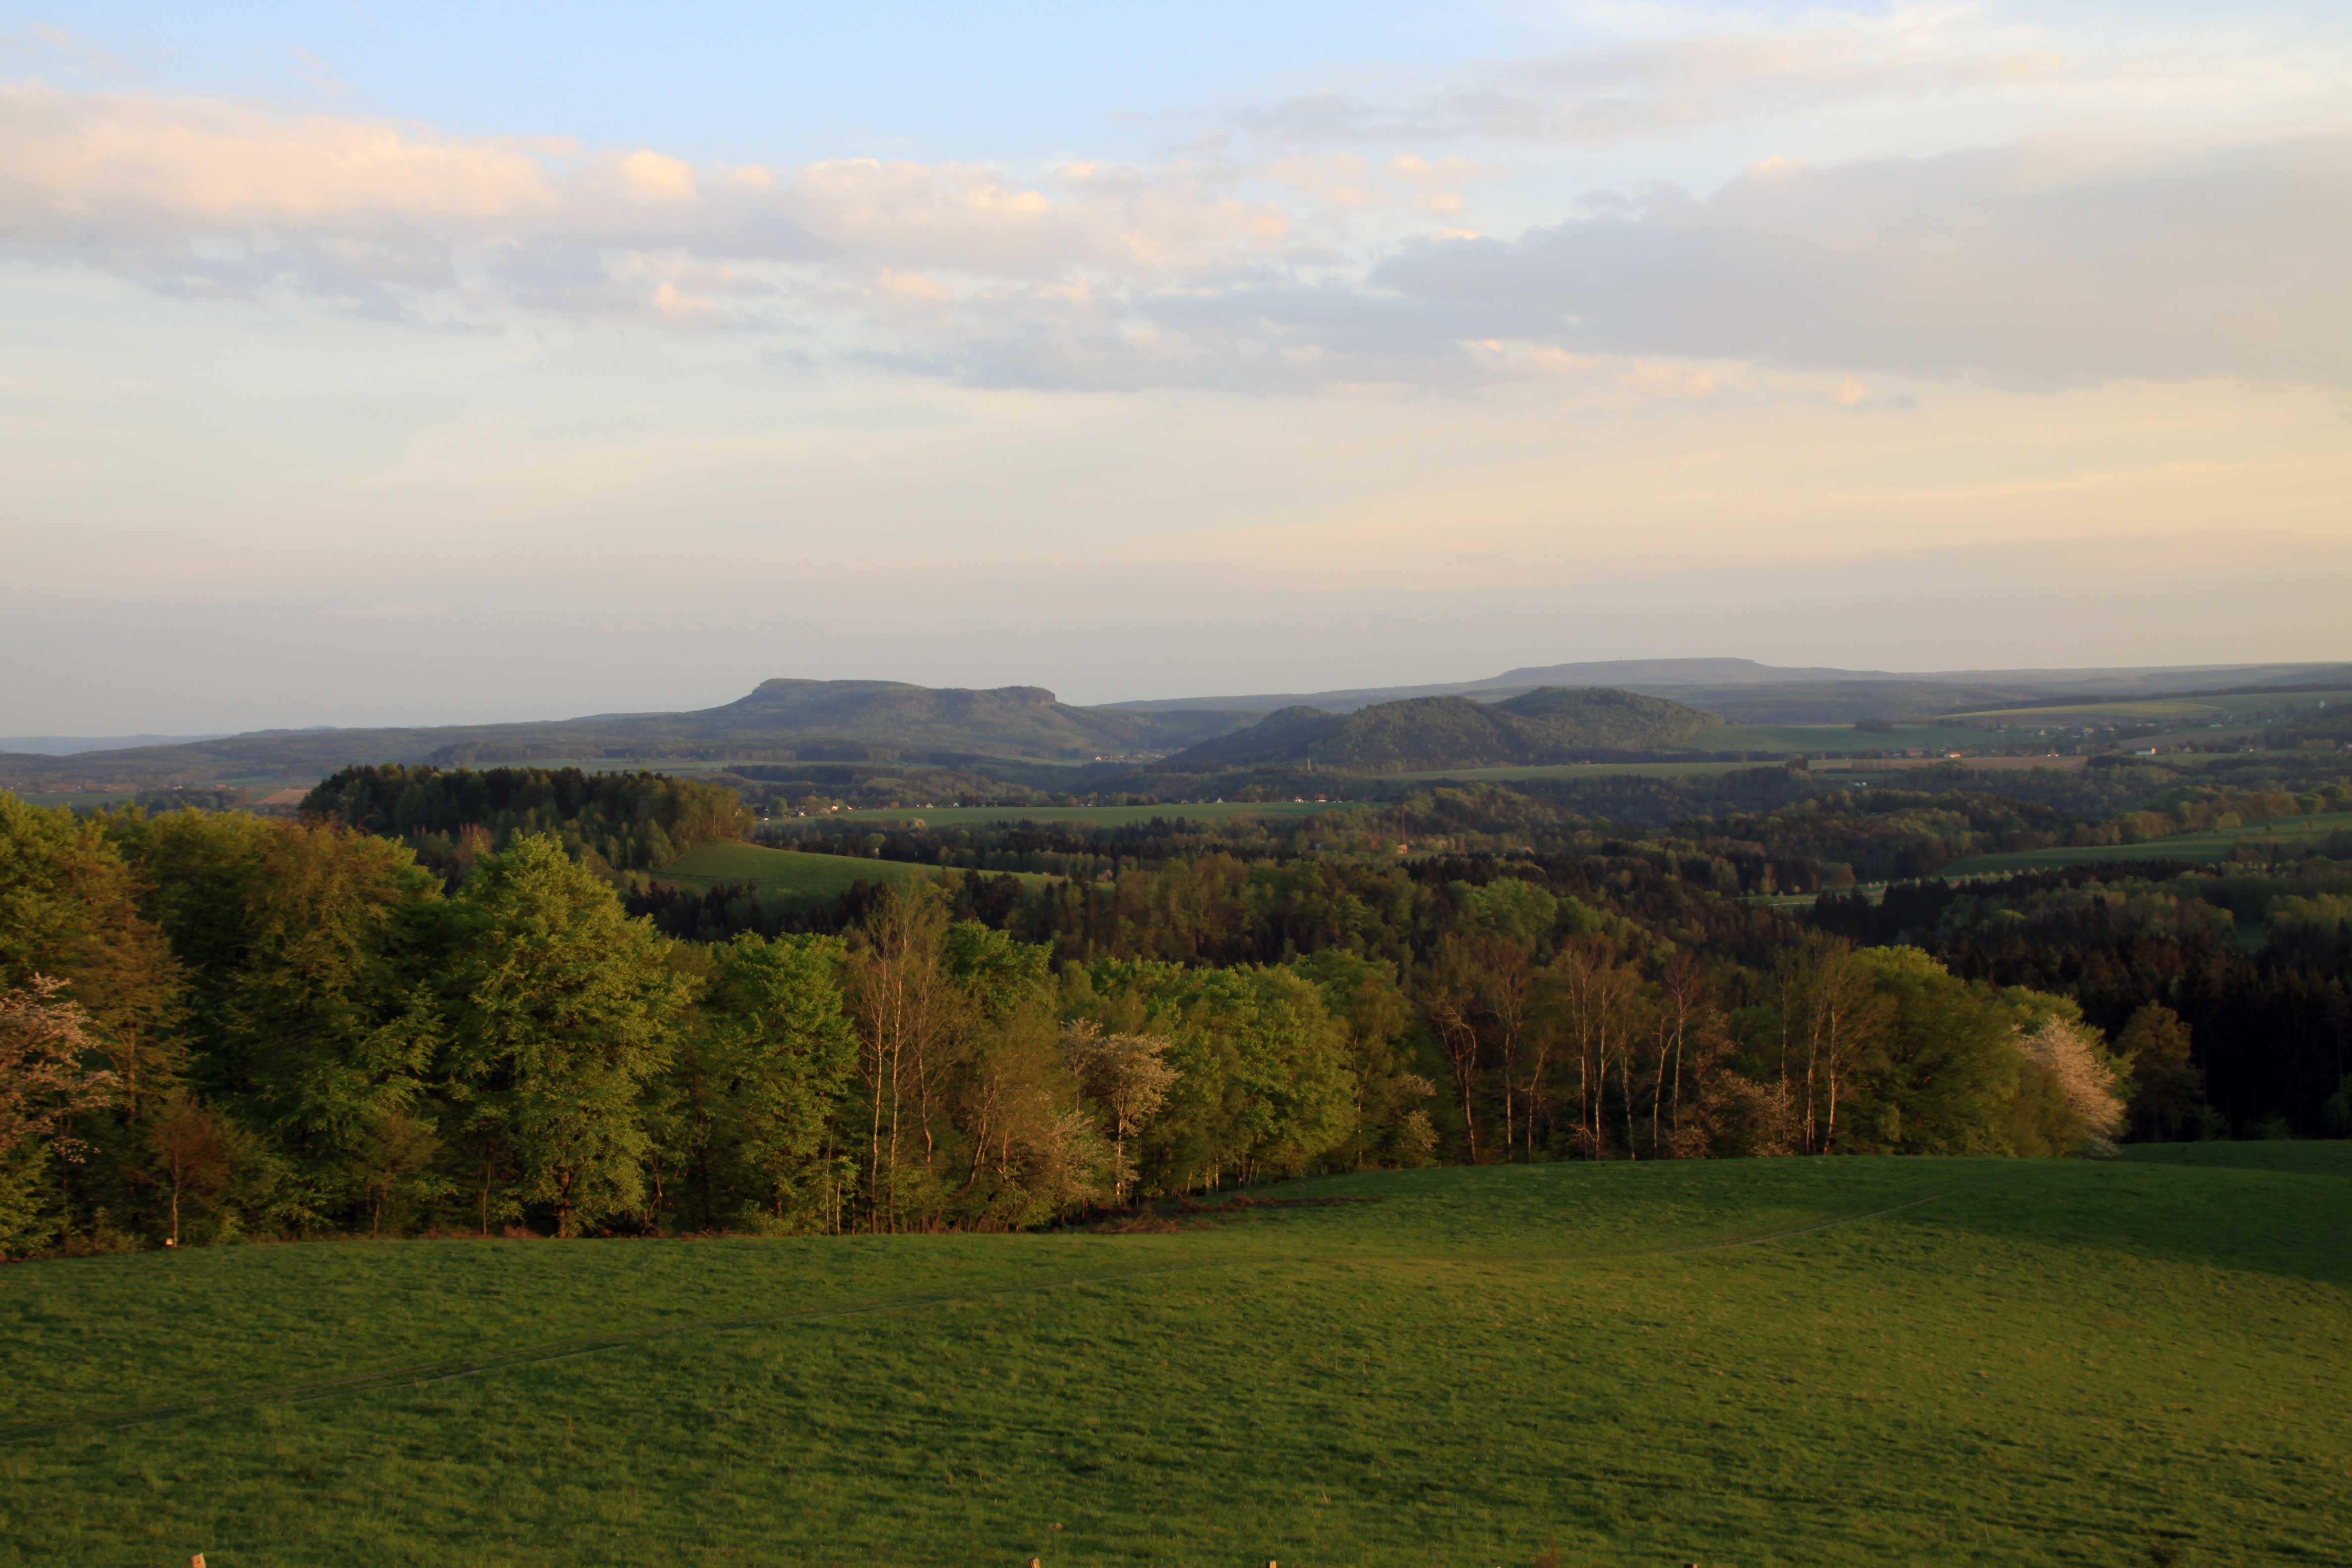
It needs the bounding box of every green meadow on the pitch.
[1940,810,2352,878]
[804,800,1347,828]
[655,841,1065,907]
[6,1146,2347,1567]
[1702,723,1991,755]
[8,790,140,810]
[1391,759,1768,783]
[1944,691,2350,726]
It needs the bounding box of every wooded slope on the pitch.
[1167,686,1720,770]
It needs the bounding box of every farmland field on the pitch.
[5,790,140,810]
[793,800,1347,828]
[1392,759,1773,783]
[1701,722,1992,754]
[1815,754,2088,775]
[655,840,1059,906]
[1944,690,2352,725]
[1389,752,2065,784]
[1939,810,2352,878]
[5,1147,2347,1566]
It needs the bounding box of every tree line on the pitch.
[300,764,748,882]
[2,788,2172,1257]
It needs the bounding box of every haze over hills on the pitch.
[0,680,1254,790]
[1109,658,2352,720]
[1167,688,1721,771]
[5,658,2348,793]
[0,734,233,757]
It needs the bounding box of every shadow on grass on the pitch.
[1901,1152,2352,1287]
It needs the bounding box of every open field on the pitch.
[655,841,1062,906]
[1703,722,1992,754]
[1945,691,2352,725]
[6,1148,2348,1566]
[1392,759,1776,783]
[7,790,141,810]
[1939,809,2352,878]
[792,800,1348,828]
[1393,754,2083,785]
[1815,755,2089,775]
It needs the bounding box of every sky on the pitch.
[3,1,2349,733]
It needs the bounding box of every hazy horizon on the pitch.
[7,650,2351,746]
[6,1,2348,734]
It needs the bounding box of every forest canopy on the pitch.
[13,758,2321,1257]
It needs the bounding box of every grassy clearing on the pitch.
[655,841,1060,907]
[5,1151,2347,1566]
[1940,810,2352,878]
[1705,723,1990,755]
[1816,755,2088,776]
[7,790,140,810]
[659,839,938,898]
[1945,691,2352,725]
[1391,759,1774,783]
[802,801,1347,828]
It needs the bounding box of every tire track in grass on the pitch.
[1,1188,1962,1445]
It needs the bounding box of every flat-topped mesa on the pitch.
[737,679,1057,704]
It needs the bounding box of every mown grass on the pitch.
[1940,810,2352,878]
[5,1149,2348,1566]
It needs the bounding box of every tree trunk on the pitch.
[1620,1036,1637,1161]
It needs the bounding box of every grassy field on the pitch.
[7,790,141,810]
[1390,753,2078,785]
[1945,691,2352,725]
[794,801,1348,828]
[1391,759,1776,783]
[655,841,1062,906]
[1939,810,2352,878]
[1815,755,2088,776]
[5,1146,2348,1566]
[1704,723,1991,755]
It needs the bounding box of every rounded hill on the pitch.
[1165,686,1720,770]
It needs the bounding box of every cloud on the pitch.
[3,69,2345,392]
[1244,10,2064,148]
[833,130,2352,393]
[1370,133,2352,385]
[0,83,1300,327]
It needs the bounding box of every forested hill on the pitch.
[0,681,1257,789]
[693,679,1234,759]
[301,764,749,881]
[1167,687,1720,770]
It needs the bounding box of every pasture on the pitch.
[5,1147,2347,1566]
[1702,722,1991,755]
[1944,690,2351,726]
[652,840,1060,907]
[799,800,1348,829]
[1939,809,2352,878]
[1391,759,1772,783]
[2,790,140,810]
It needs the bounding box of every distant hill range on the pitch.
[0,732,232,756]
[1167,688,1720,771]
[1110,658,2352,725]
[5,659,2345,791]
[0,680,1252,790]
